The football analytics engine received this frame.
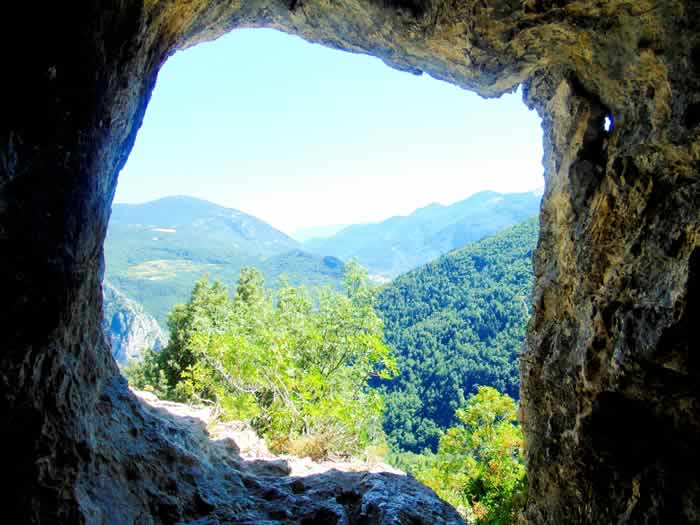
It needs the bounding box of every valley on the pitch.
[105,191,540,364]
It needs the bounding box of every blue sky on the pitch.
[115,28,544,234]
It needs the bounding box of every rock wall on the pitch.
[103,281,166,365]
[0,0,697,523]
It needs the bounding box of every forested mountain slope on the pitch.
[376,217,538,452]
[304,191,541,277]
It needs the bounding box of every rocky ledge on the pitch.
[106,389,464,524]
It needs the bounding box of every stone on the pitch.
[102,281,166,365]
[0,0,698,523]
[126,390,464,524]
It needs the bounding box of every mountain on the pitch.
[104,196,345,334]
[103,281,167,365]
[291,224,350,242]
[303,191,541,277]
[376,217,538,452]
[109,195,300,259]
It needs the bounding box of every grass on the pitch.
[127,260,221,280]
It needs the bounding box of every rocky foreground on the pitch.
[124,389,464,524]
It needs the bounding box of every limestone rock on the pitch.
[102,281,166,365]
[93,388,465,524]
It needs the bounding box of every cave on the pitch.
[2,1,698,523]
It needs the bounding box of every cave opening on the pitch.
[106,26,544,512]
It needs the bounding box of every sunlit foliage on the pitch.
[391,387,526,524]
[126,261,395,458]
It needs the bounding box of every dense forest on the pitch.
[390,386,526,522]
[377,217,538,452]
[103,193,540,365]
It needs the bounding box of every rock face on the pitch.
[118,390,464,524]
[103,281,166,365]
[0,1,697,524]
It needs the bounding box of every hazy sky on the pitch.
[115,28,544,234]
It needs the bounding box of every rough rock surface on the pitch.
[1,1,698,524]
[116,390,463,524]
[103,281,166,365]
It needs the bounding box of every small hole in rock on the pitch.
[603,115,613,132]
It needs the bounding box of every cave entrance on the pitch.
[109,26,544,469]
[4,2,696,522]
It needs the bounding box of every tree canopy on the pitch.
[376,217,537,452]
[390,387,526,524]
[126,261,395,458]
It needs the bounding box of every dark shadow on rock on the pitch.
[92,377,464,525]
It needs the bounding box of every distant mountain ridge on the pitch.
[104,197,345,362]
[104,193,540,365]
[302,190,541,277]
[110,196,299,257]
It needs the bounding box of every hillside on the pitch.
[376,217,538,452]
[105,196,345,330]
[109,195,299,258]
[303,191,541,277]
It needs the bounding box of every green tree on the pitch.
[126,263,395,459]
[407,387,526,524]
[125,276,231,401]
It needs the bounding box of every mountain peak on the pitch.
[109,195,299,252]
